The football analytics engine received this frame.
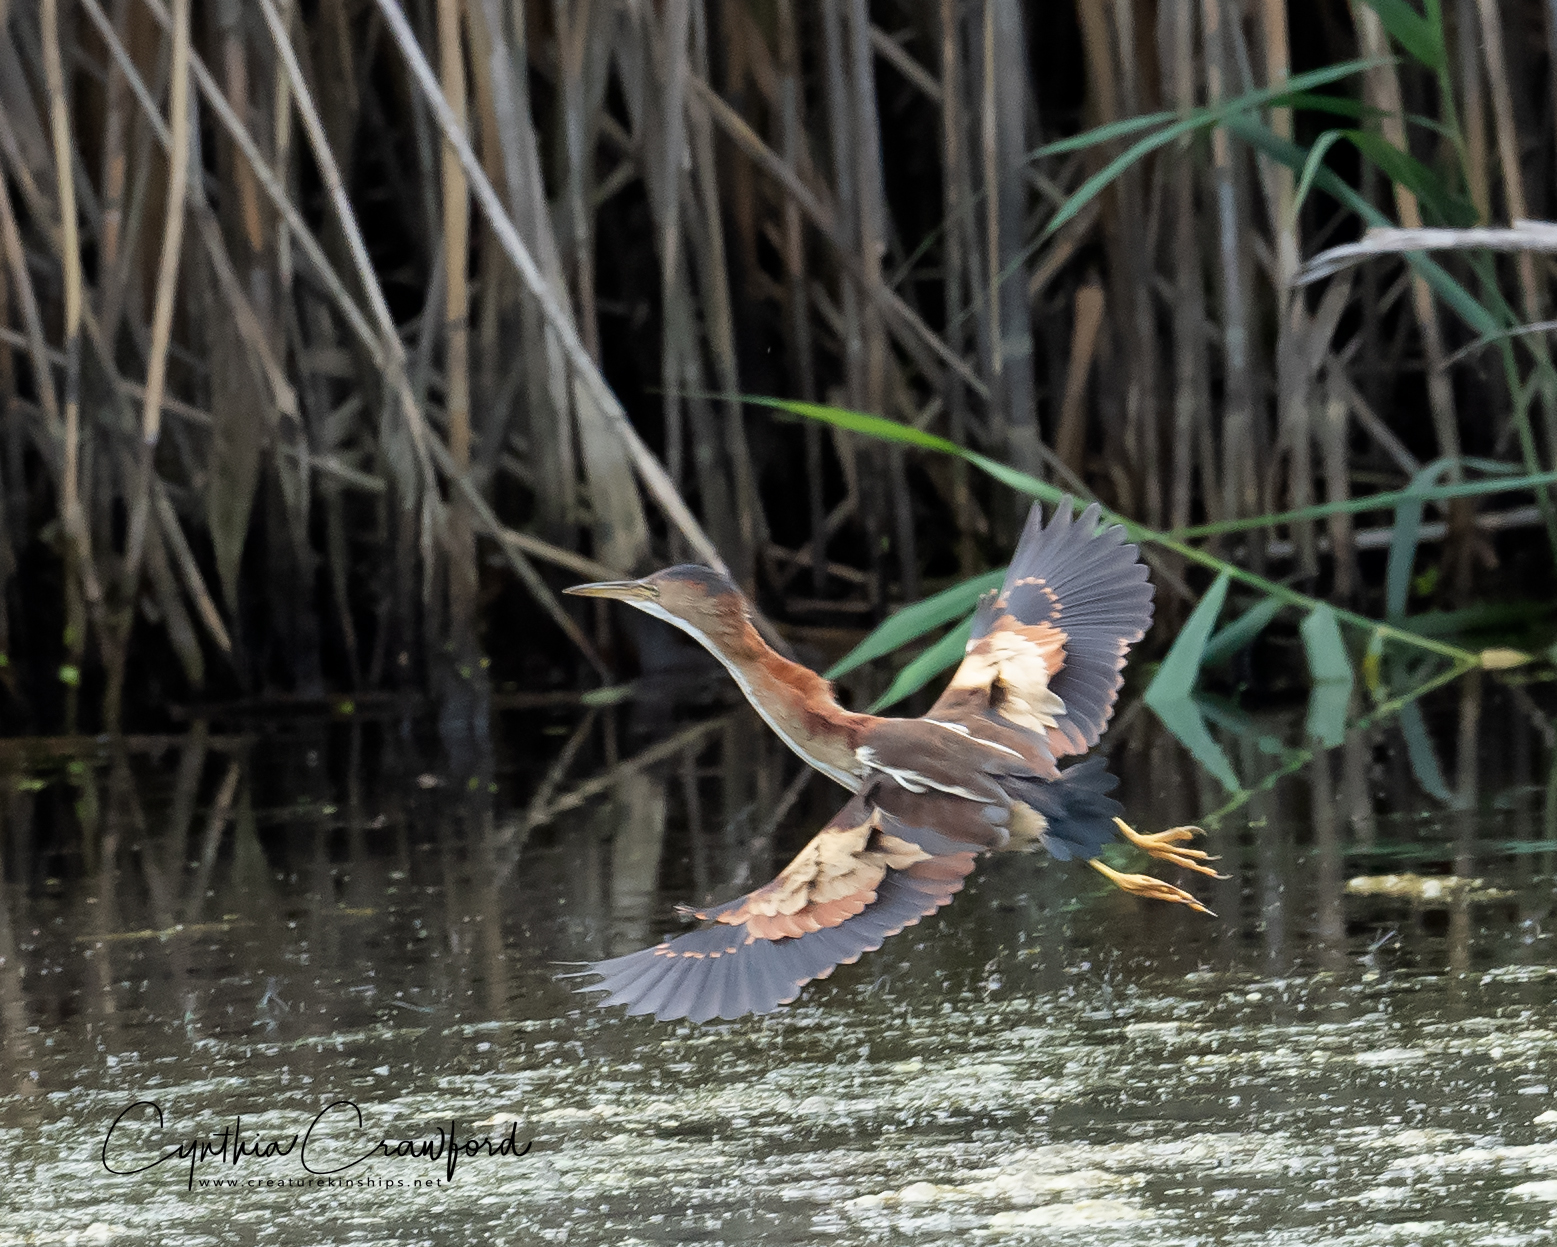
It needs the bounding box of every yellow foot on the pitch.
[1088,858,1217,917]
[1113,817,1226,879]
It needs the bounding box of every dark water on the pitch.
[2,679,1557,1244]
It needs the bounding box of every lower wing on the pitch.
[577,787,980,1023]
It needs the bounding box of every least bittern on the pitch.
[565,500,1218,1022]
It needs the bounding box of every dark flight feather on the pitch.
[931,499,1153,757]
[578,798,978,1022]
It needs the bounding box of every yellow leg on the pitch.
[1087,858,1217,917]
[1113,817,1225,878]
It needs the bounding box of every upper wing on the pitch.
[927,500,1153,759]
[579,785,983,1023]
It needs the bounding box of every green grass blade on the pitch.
[745,393,1071,505]
[1280,92,1378,121]
[1346,130,1476,226]
[1199,656,1468,829]
[1040,116,1207,241]
[1227,58,1385,111]
[825,570,1003,679]
[1293,130,1349,228]
[1301,605,1355,747]
[1197,694,1292,758]
[1027,61,1378,162]
[1301,604,1355,684]
[1393,600,1555,637]
[1398,700,1453,803]
[1202,594,1286,668]
[1357,0,1445,69]
[1148,695,1243,794]
[1386,459,1457,619]
[1385,502,1424,621]
[869,616,974,712]
[1145,571,1230,703]
[964,450,1069,506]
[1038,61,1382,244]
[754,395,1484,667]
[746,396,963,454]
[1225,116,1498,335]
[1172,467,1557,538]
[1028,110,1177,158]
[1459,456,1523,475]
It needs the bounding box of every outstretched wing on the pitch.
[927,499,1153,760]
[579,786,981,1023]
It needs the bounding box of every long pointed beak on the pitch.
[563,579,654,601]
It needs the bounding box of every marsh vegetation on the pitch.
[0,0,1552,753]
[3,2,1557,1235]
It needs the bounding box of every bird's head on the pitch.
[564,564,753,652]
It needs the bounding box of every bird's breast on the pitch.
[728,653,869,791]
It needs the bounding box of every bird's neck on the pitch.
[680,614,870,790]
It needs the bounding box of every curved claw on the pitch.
[1087,858,1217,917]
[1113,817,1227,879]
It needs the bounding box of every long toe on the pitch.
[1113,818,1225,878]
[1088,858,1216,917]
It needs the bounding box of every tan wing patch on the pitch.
[717,813,933,940]
[994,575,1063,615]
[946,618,1068,734]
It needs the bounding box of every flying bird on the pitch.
[564,500,1217,1023]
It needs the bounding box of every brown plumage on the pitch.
[564,499,1219,1023]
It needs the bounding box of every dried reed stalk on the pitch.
[1161,0,1217,532]
[436,0,478,661]
[1473,0,1557,491]
[110,0,188,724]
[939,0,975,574]
[373,0,722,570]
[1353,6,1462,487]
[1202,0,1260,529]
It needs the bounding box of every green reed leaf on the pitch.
[870,616,974,712]
[1398,700,1453,803]
[1301,605,1355,747]
[1145,695,1243,794]
[1386,459,1463,619]
[1028,110,1177,157]
[1346,130,1476,226]
[1224,115,1498,335]
[1173,467,1557,538]
[1302,604,1355,686]
[1357,0,1445,70]
[1293,130,1349,229]
[826,570,1003,679]
[1145,573,1244,792]
[1197,695,1292,759]
[1037,61,1381,243]
[753,393,1482,667]
[1202,594,1286,668]
[1146,571,1230,703]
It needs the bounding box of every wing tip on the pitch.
[574,849,974,1023]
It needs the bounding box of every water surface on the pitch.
[1,684,1556,1244]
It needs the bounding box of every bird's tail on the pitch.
[1003,756,1123,862]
